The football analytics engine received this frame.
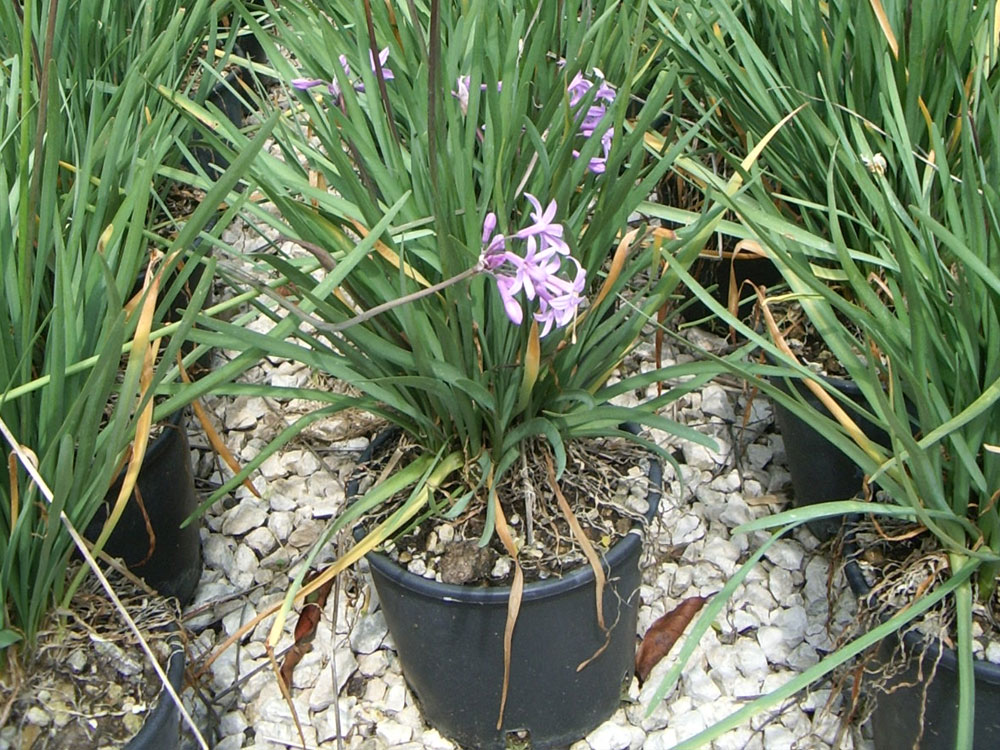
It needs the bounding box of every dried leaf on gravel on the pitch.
[635,596,707,683]
[279,577,334,688]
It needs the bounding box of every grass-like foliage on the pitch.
[191,0,731,538]
[645,3,1000,746]
[0,0,264,655]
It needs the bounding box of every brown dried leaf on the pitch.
[635,596,707,684]
[278,578,334,689]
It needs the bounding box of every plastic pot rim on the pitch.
[354,428,662,605]
[844,534,1000,687]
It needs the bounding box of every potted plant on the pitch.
[638,3,1000,746]
[174,0,752,746]
[0,0,274,746]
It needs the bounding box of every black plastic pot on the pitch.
[124,642,186,750]
[351,434,661,750]
[769,372,888,540]
[87,409,203,605]
[844,559,1000,749]
[681,252,784,325]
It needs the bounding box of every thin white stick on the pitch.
[0,415,209,750]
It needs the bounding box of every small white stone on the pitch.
[288,520,323,548]
[214,736,244,750]
[708,469,742,493]
[668,705,709,742]
[313,696,357,743]
[230,544,259,589]
[671,514,704,545]
[420,728,455,750]
[787,642,819,670]
[731,675,763,698]
[255,720,318,748]
[756,626,789,663]
[718,497,753,528]
[683,665,722,703]
[772,605,809,645]
[698,538,740,576]
[803,556,831,602]
[363,678,387,703]
[706,645,739,683]
[291,650,324,689]
[267,480,299,512]
[586,721,632,750]
[385,682,407,713]
[221,608,250,637]
[259,452,289,480]
[376,720,413,745]
[406,558,427,576]
[348,645,386,676]
[243,526,277,555]
[764,540,804,571]
[682,441,724,471]
[700,384,735,422]
[644,728,680,750]
[349,611,388,655]
[762,723,796,749]
[491,557,512,579]
[309,649,359,711]
[291,450,322,476]
[745,442,773,470]
[67,649,87,672]
[203,534,235,569]
[730,609,759,634]
[267,511,294,542]
[227,397,266,430]
[395,703,425,729]
[436,524,455,543]
[712,727,758,750]
[219,710,249,737]
[221,504,267,536]
[987,641,1000,664]
[269,362,309,388]
[769,567,796,602]
[736,641,769,680]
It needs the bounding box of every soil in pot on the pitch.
[349,431,661,750]
[86,409,203,606]
[844,522,1000,749]
[0,568,185,750]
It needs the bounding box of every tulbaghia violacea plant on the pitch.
[180,0,722,685]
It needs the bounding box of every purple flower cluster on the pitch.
[453,66,617,174]
[479,196,586,337]
[567,68,616,174]
[292,48,394,98]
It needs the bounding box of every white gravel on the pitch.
[175,219,873,749]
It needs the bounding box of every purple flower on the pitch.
[481,198,586,336]
[534,258,586,336]
[495,275,524,325]
[566,69,616,174]
[514,193,569,257]
[567,68,615,108]
[291,78,327,90]
[370,47,394,80]
[290,49,393,99]
[479,212,507,270]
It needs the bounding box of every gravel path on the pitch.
[177,220,873,750]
